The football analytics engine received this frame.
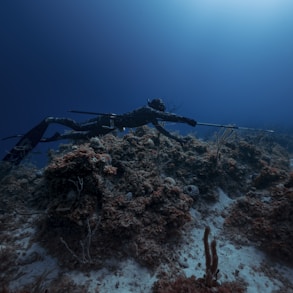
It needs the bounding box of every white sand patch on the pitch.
[178,189,293,293]
[66,259,156,293]
[9,237,59,290]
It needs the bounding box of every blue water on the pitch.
[1,0,293,166]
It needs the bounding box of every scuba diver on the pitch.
[2,98,197,165]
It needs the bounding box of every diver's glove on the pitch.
[185,118,197,127]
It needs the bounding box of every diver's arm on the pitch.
[114,107,196,128]
[154,111,197,127]
[45,117,84,130]
[152,120,187,144]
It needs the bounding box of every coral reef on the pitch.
[222,132,293,265]
[0,126,292,291]
[35,135,193,269]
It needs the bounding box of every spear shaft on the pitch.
[196,122,274,133]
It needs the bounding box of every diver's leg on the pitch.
[45,117,84,130]
[47,116,114,132]
[2,117,90,165]
[41,131,89,142]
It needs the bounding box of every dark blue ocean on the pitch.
[1,0,293,166]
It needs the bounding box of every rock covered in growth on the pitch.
[225,181,293,264]
[43,145,114,223]
[32,126,292,269]
[37,135,193,269]
[1,125,293,291]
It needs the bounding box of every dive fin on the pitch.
[2,119,49,165]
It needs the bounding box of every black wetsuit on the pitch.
[2,105,196,165]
